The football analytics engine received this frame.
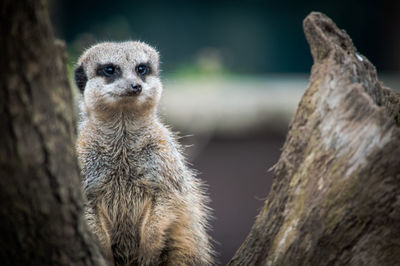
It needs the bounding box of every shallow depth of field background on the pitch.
[51,0,400,263]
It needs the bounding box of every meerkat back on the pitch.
[74,41,214,266]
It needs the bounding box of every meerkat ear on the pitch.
[74,65,88,93]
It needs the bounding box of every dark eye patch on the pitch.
[135,63,152,79]
[96,63,121,82]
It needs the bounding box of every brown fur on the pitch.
[75,41,213,265]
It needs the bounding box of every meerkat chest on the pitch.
[83,138,162,182]
[78,124,184,201]
[80,138,164,206]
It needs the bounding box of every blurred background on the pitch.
[50,0,400,263]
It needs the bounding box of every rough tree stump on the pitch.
[229,12,400,266]
[0,1,106,265]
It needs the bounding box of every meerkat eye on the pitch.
[136,64,150,76]
[97,64,121,78]
[104,66,115,76]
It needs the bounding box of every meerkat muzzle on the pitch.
[130,83,142,95]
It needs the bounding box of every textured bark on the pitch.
[0,0,106,265]
[229,12,400,266]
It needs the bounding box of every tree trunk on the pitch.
[229,12,400,266]
[0,0,106,265]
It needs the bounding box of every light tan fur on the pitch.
[75,41,213,265]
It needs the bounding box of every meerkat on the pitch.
[74,41,213,266]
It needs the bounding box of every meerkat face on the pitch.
[74,41,162,116]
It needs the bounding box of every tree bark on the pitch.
[0,0,106,265]
[229,12,400,266]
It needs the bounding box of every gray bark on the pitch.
[229,12,400,266]
[0,0,106,265]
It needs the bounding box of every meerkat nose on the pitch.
[130,83,142,94]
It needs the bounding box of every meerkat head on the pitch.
[74,41,162,119]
